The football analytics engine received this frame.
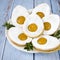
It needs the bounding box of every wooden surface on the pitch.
[0,0,60,60]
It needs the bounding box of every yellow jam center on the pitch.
[28,23,38,32]
[17,16,25,24]
[37,37,47,45]
[44,22,51,30]
[36,12,45,18]
[18,33,27,41]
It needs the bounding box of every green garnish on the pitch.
[3,22,15,30]
[24,42,33,51]
[51,30,60,39]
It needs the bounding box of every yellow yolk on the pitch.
[17,16,25,24]
[28,23,38,32]
[36,12,45,18]
[37,37,47,45]
[44,22,51,30]
[18,33,27,41]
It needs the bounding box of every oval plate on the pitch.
[5,9,60,53]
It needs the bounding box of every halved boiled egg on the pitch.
[43,14,60,35]
[23,14,44,38]
[8,27,32,45]
[32,3,50,18]
[32,35,60,51]
[11,5,29,27]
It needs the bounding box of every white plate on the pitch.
[5,9,60,53]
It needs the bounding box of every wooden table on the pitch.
[0,0,60,60]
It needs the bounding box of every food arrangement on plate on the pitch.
[3,3,60,53]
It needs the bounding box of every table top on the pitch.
[0,0,60,60]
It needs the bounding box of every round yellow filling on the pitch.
[17,16,25,24]
[18,33,27,41]
[44,22,51,30]
[28,23,38,32]
[37,37,47,45]
[36,12,45,18]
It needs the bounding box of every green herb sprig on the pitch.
[51,30,60,39]
[3,22,15,30]
[24,42,33,51]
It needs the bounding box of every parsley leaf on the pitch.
[3,22,15,30]
[51,30,60,39]
[24,42,33,51]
